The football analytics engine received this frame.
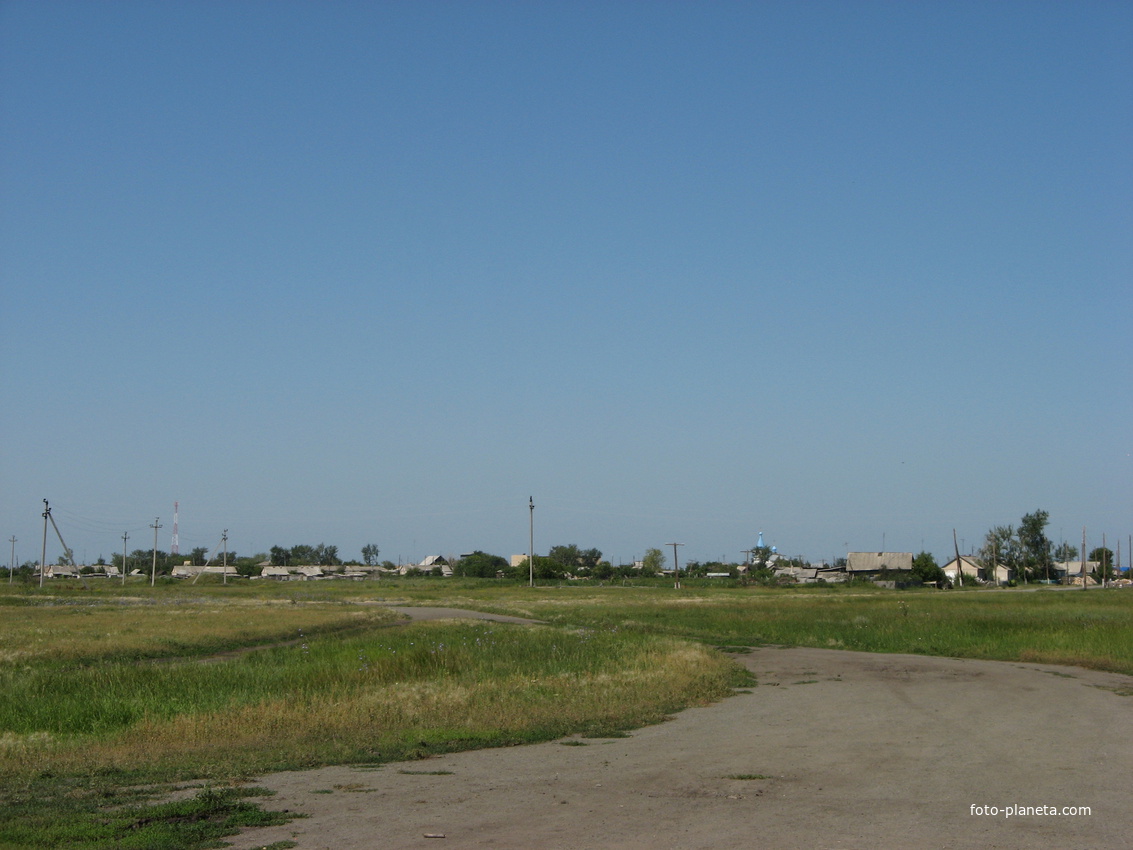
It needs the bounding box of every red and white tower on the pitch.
[171,501,180,555]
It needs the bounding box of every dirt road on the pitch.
[233,625,1132,849]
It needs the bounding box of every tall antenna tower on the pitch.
[171,501,180,555]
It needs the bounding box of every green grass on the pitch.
[0,589,746,848]
[475,586,1133,675]
[1,580,1130,848]
[0,782,292,850]
[0,621,744,777]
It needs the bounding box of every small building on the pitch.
[846,552,913,577]
[941,555,1011,585]
[1052,561,1099,584]
[259,566,293,580]
[403,553,450,580]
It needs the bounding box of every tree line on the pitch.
[979,509,1118,584]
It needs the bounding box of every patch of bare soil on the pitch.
[230,644,1132,849]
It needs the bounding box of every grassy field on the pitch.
[1,578,1130,848]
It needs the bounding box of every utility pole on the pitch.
[121,532,129,586]
[222,529,229,585]
[667,542,684,589]
[8,535,15,585]
[150,518,162,587]
[952,528,961,587]
[40,500,50,588]
[528,497,534,588]
[1081,527,1087,591]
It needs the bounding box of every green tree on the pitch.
[532,555,566,580]
[188,546,209,566]
[361,544,380,567]
[578,548,602,570]
[750,545,775,568]
[911,551,945,585]
[641,548,665,576]
[547,544,601,574]
[592,562,614,580]
[314,544,340,567]
[289,544,316,565]
[234,555,263,577]
[980,525,1019,579]
[1053,541,1078,563]
[1017,510,1053,582]
[456,551,509,578]
[548,544,581,571]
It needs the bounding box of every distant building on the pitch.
[1052,561,1099,584]
[846,552,914,576]
[399,555,452,576]
[941,555,1012,585]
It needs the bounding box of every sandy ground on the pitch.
[230,610,1133,850]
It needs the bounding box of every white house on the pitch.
[942,555,1011,585]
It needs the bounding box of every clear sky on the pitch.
[2,1,1130,569]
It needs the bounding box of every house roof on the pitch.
[846,552,913,572]
[942,555,984,574]
[1053,561,1098,575]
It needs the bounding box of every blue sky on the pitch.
[2,1,1130,568]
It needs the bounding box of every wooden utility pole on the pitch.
[121,531,129,586]
[952,528,961,587]
[1102,533,1107,587]
[150,518,162,587]
[1081,527,1087,590]
[528,497,534,588]
[667,542,684,589]
[40,500,50,588]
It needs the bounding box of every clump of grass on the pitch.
[0,781,295,850]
